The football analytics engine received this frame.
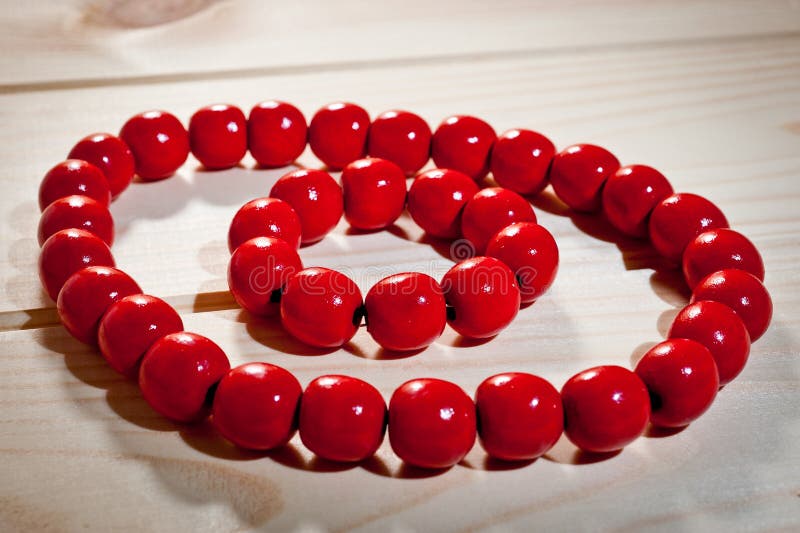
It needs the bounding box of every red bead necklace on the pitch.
[38,101,773,469]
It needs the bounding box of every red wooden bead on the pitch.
[228,237,302,317]
[407,168,479,239]
[139,332,231,423]
[601,164,674,237]
[68,133,135,198]
[269,168,343,244]
[635,339,719,428]
[367,110,431,175]
[442,256,520,339]
[649,193,729,262]
[119,110,189,180]
[308,102,370,170]
[248,100,307,168]
[431,115,496,181]
[490,129,556,195]
[485,222,559,303]
[692,269,772,341]
[365,273,447,351]
[389,378,476,469]
[280,267,363,348]
[56,266,141,345]
[212,362,302,450]
[188,104,247,170]
[227,197,302,253]
[461,187,537,254]
[476,372,563,461]
[39,229,115,301]
[561,365,650,453]
[38,195,114,246]
[341,158,407,230]
[668,300,751,385]
[39,160,111,211]
[299,375,387,462]
[682,228,765,289]
[549,144,620,213]
[98,294,184,376]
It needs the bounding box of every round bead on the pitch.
[648,193,729,262]
[68,133,135,198]
[280,267,363,348]
[476,373,563,461]
[442,256,521,339]
[692,269,772,342]
[308,102,370,170]
[549,144,620,213]
[668,300,751,385]
[601,164,674,237]
[682,229,765,289]
[364,273,447,352]
[39,229,115,301]
[269,168,343,244]
[407,168,479,239]
[461,187,537,254]
[489,129,556,195]
[389,378,476,469]
[367,110,431,175]
[635,339,719,428]
[212,363,302,450]
[98,294,184,376]
[188,104,247,169]
[227,197,302,253]
[561,365,650,453]
[248,100,307,168]
[39,160,111,211]
[119,110,189,180]
[38,195,114,246]
[341,158,407,230]
[299,375,387,462]
[431,115,496,181]
[228,237,303,317]
[485,222,559,303]
[56,266,141,345]
[139,332,231,423]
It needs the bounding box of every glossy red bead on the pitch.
[692,269,772,341]
[549,144,620,213]
[365,273,447,351]
[649,193,729,262]
[139,332,231,423]
[188,104,247,169]
[442,256,520,339]
[299,375,387,462]
[461,187,537,254]
[39,228,115,301]
[407,168,479,239]
[38,195,114,246]
[341,158,407,230]
[228,237,302,317]
[56,266,141,345]
[98,294,184,376]
[561,365,650,453]
[68,133,135,198]
[39,159,111,211]
[601,164,674,237]
[485,222,559,303]
[635,339,719,428]
[682,229,765,289]
[308,102,370,170]
[431,115,496,181]
[227,197,302,253]
[269,168,343,244]
[119,110,189,180]
[212,363,302,450]
[367,110,431,175]
[490,129,556,195]
[476,373,563,461]
[248,100,308,168]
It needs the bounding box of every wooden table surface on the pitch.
[1,1,799,531]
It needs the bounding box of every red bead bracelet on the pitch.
[38,100,773,470]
